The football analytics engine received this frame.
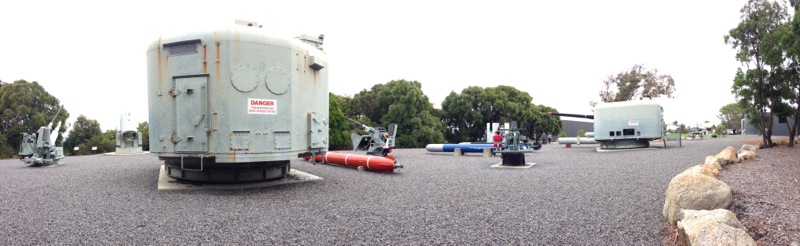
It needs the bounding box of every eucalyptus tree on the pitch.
[718,103,748,133]
[726,0,789,147]
[590,64,676,107]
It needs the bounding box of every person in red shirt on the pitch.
[492,131,503,152]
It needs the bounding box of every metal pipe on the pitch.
[557,137,598,145]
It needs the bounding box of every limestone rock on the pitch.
[714,146,738,165]
[677,209,755,246]
[685,165,719,177]
[738,150,756,161]
[700,164,720,176]
[663,168,733,225]
[704,156,723,171]
[740,144,758,152]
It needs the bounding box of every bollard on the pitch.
[482,148,492,157]
[454,148,463,156]
[566,143,571,148]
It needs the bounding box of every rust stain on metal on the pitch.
[215,41,221,87]
[157,35,165,108]
[202,44,207,74]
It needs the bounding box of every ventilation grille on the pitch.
[166,42,198,56]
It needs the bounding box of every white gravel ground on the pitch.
[0,135,760,244]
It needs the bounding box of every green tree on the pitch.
[137,121,149,151]
[378,80,445,148]
[0,80,69,152]
[718,103,748,133]
[330,93,354,118]
[0,133,14,158]
[349,84,383,121]
[328,93,351,150]
[441,87,489,142]
[726,0,789,147]
[63,115,103,155]
[525,104,562,142]
[590,64,676,107]
[761,2,800,147]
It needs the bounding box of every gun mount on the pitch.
[19,105,64,166]
[549,101,664,149]
[494,121,537,166]
[345,117,397,156]
[115,113,144,154]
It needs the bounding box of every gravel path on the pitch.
[0,135,760,244]
[718,144,800,245]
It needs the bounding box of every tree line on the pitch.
[328,80,563,150]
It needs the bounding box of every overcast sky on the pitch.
[1,0,749,133]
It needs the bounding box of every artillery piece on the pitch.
[19,105,64,166]
[549,101,664,149]
[494,121,537,165]
[345,117,397,156]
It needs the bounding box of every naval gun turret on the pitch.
[550,101,664,149]
[146,21,329,182]
[115,113,143,154]
[19,105,64,166]
[344,117,397,156]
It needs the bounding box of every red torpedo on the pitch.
[303,152,402,173]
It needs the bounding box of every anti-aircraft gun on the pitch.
[344,117,397,156]
[494,121,537,165]
[19,105,65,166]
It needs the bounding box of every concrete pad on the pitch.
[595,147,660,153]
[157,165,323,191]
[490,163,536,169]
[104,151,151,156]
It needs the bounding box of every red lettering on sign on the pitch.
[250,100,275,106]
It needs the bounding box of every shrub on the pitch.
[577,129,586,137]
[711,134,718,138]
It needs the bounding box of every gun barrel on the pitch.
[343,117,362,125]
[548,112,594,119]
[48,105,63,130]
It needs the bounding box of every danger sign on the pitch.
[628,120,639,126]
[248,98,277,115]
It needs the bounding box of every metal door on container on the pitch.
[174,76,208,153]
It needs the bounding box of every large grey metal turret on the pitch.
[146,21,329,182]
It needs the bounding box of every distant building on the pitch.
[743,115,799,136]
[561,119,594,137]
